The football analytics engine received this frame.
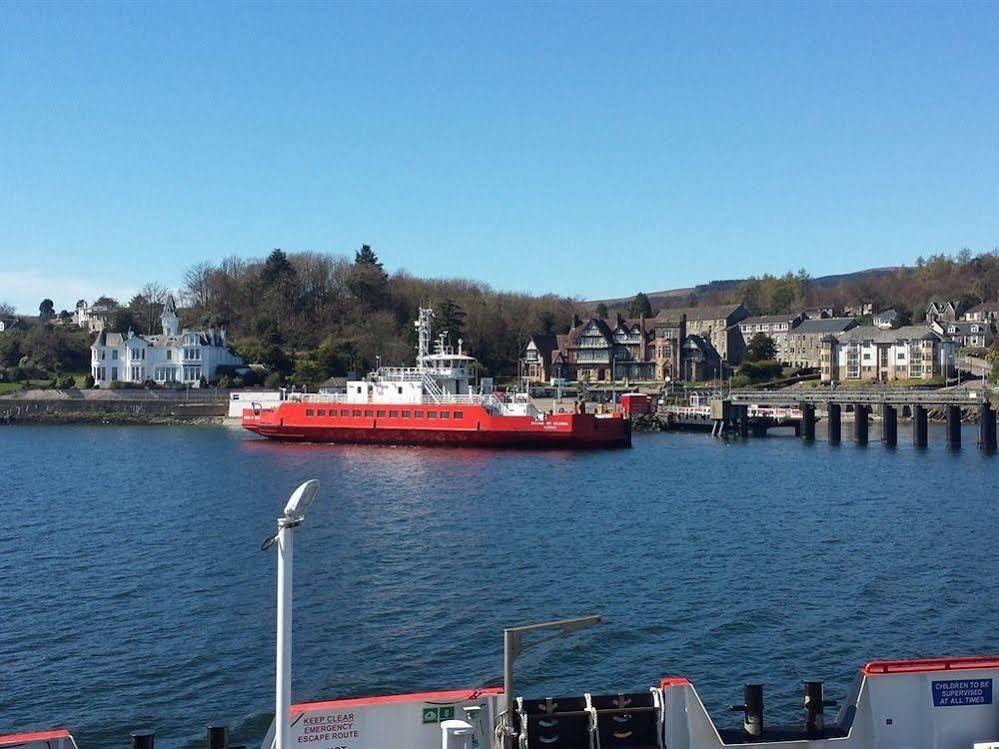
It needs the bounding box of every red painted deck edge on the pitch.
[0,729,71,746]
[864,655,999,675]
[291,686,504,715]
[659,677,691,689]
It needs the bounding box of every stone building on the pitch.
[737,313,804,362]
[782,318,858,369]
[655,304,750,364]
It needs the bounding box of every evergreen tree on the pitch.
[39,299,55,319]
[629,292,652,318]
[433,298,466,342]
[594,302,609,318]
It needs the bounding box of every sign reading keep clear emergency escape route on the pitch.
[931,679,993,706]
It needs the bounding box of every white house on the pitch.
[820,325,955,382]
[73,301,113,333]
[873,309,899,329]
[91,296,244,388]
[933,320,994,350]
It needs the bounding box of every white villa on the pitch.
[91,297,244,388]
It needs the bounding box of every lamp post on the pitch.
[501,615,602,746]
[266,480,321,749]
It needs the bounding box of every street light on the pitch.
[501,615,602,745]
[264,479,321,749]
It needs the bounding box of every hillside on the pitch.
[591,266,909,311]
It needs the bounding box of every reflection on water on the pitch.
[1,424,996,748]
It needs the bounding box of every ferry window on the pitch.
[376,410,387,417]
[427,411,437,419]
[306,409,314,417]
[341,409,350,417]
[356,386,362,394]
[402,410,411,418]
[364,410,373,417]
[317,409,326,416]
[397,386,403,395]
[440,411,450,419]
[415,410,425,418]
[352,409,361,417]
[389,410,398,417]
[454,411,463,419]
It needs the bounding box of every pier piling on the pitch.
[827,403,841,444]
[946,405,962,449]
[881,404,897,447]
[801,403,815,441]
[853,404,869,445]
[980,402,997,452]
[207,726,229,749]
[913,405,928,448]
[130,731,155,749]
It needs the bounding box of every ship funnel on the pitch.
[803,681,837,738]
[729,684,763,740]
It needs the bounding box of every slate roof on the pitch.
[790,318,858,335]
[839,325,940,343]
[656,304,747,323]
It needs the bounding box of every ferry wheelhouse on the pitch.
[243,308,630,448]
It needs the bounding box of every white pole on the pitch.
[276,519,294,749]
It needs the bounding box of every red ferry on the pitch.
[243,308,630,449]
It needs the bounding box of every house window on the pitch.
[112,350,118,360]
[167,350,172,360]
[111,367,118,380]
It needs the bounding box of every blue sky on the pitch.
[2,1,997,313]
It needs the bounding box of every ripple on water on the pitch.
[0,424,996,747]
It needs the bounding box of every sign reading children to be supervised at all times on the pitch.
[931,679,993,707]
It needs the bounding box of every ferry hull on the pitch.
[243,404,631,449]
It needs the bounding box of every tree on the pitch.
[93,295,119,309]
[433,298,466,343]
[594,302,609,318]
[629,292,652,318]
[39,299,55,319]
[0,301,14,317]
[355,244,384,270]
[744,332,777,362]
[347,245,389,309]
[108,308,136,333]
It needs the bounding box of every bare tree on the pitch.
[0,301,15,317]
[183,261,216,309]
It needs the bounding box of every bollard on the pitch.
[853,404,868,445]
[947,405,961,449]
[207,725,229,749]
[801,403,815,442]
[130,730,155,749]
[803,681,837,739]
[827,403,841,445]
[729,684,764,740]
[881,404,897,447]
[913,404,928,448]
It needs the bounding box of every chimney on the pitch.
[572,314,581,328]
[639,314,647,360]
[617,313,625,327]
